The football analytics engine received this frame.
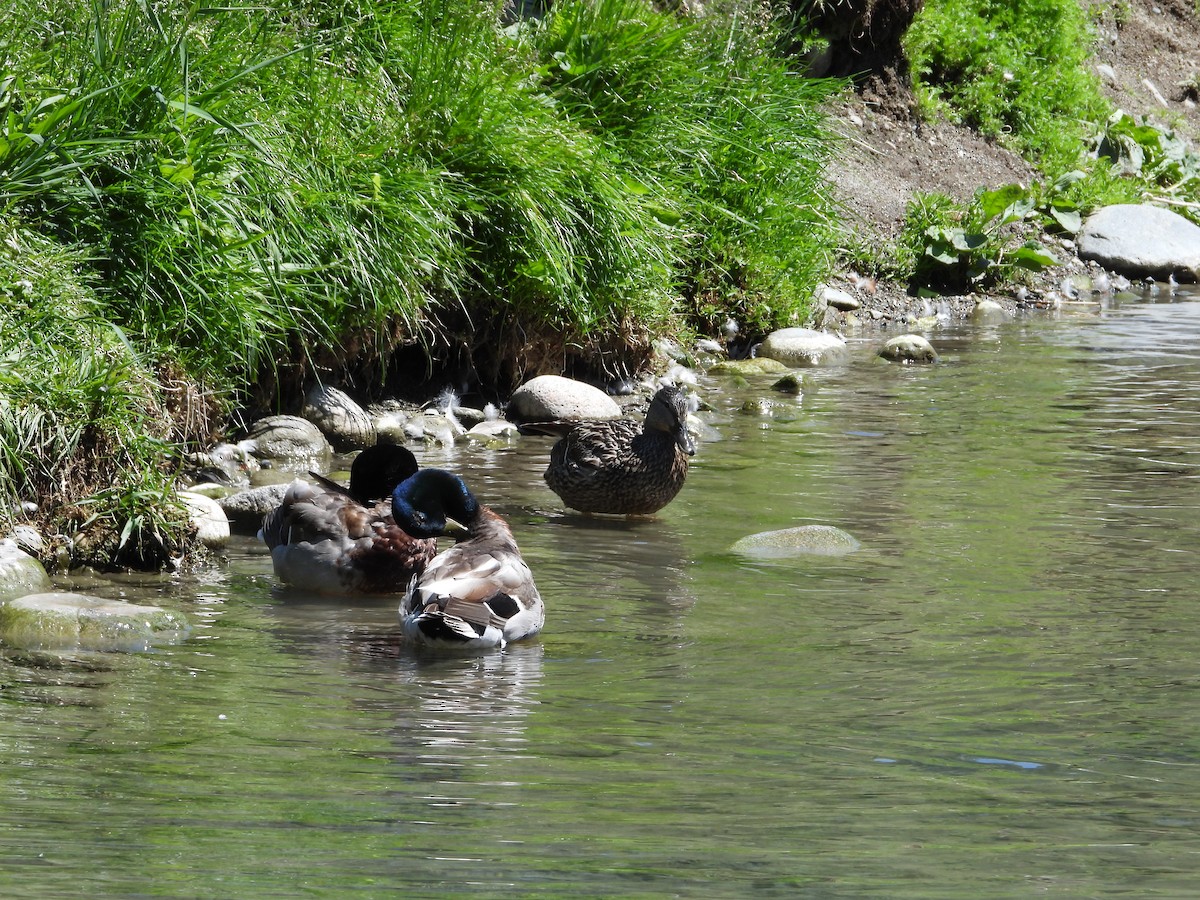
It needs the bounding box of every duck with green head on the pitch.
[391,468,544,650]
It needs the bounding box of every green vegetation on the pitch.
[896,185,1061,291]
[849,0,1200,293]
[0,0,840,568]
[8,0,1200,572]
[907,0,1108,170]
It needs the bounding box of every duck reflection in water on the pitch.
[384,643,545,767]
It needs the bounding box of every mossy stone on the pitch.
[0,592,190,652]
[707,358,792,376]
[730,525,861,558]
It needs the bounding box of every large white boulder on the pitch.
[0,539,51,603]
[1078,204,1200,280]
[758,328,849,367]
[178,490,231,549]
[509,375,621,421]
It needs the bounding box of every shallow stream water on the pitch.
[3,290,1200,897]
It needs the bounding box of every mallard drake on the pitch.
[259,444,438,594]
[391,468,544,650]
[525,385,695,516]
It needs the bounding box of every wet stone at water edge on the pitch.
[0,592,190,652]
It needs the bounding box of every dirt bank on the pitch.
[821,0,1200,326]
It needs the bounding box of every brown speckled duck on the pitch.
[259,444,437,594]
[525,385,696,516]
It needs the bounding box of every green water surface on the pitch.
[3,294,1200,898]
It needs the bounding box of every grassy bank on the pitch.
[1,0,839,568]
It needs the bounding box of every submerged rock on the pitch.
[771,374,804,395]
[971,298,1010,324]
[706,357,792,376]
[878,334,939,364]
[758,328,849,367]
[730,525,861,558]
[404,410,466,446]
[0,592,189,652]
[466,419,520,443]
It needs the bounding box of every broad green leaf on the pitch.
[925,243,959,266]
[1048,206,1082,233]
[949,229,987,253]
[1010,244,1058,270]
[1051,170,1087,192]
[977,184,1027,222]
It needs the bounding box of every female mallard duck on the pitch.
[526,385,695,516]
[259,444,438,594]
[391,468,543,650]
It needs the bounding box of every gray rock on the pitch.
[369,402,412,446]
[707,357,792,376]
[452,406,489,428]
[9,524,43,556]
[219,482,291,534]
[178,490,231,549]
[303,384,376,451]
[878,334,939,364]
[1078,204,1200,280]
[759,328,850,367]
[738,398,776,416]
[0,539,51,603]
[730,525,861,558]
[0,591,189,652]
[245,415,332,471]
[823,285,861,311]
[186,440,260,488]
[466,419,519,442]
[971,298,1010,324]
[402,410,465,446]
[509,375,621,421]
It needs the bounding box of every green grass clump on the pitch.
[0,226,189,569]
[906,0,1110,172]
[530,0,840,336]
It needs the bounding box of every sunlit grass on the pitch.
[906,0,1109,171]
[0,0,842,568]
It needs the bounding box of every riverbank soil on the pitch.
[823,0,1200,322]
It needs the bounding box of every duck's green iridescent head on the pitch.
[391,468,480,539]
